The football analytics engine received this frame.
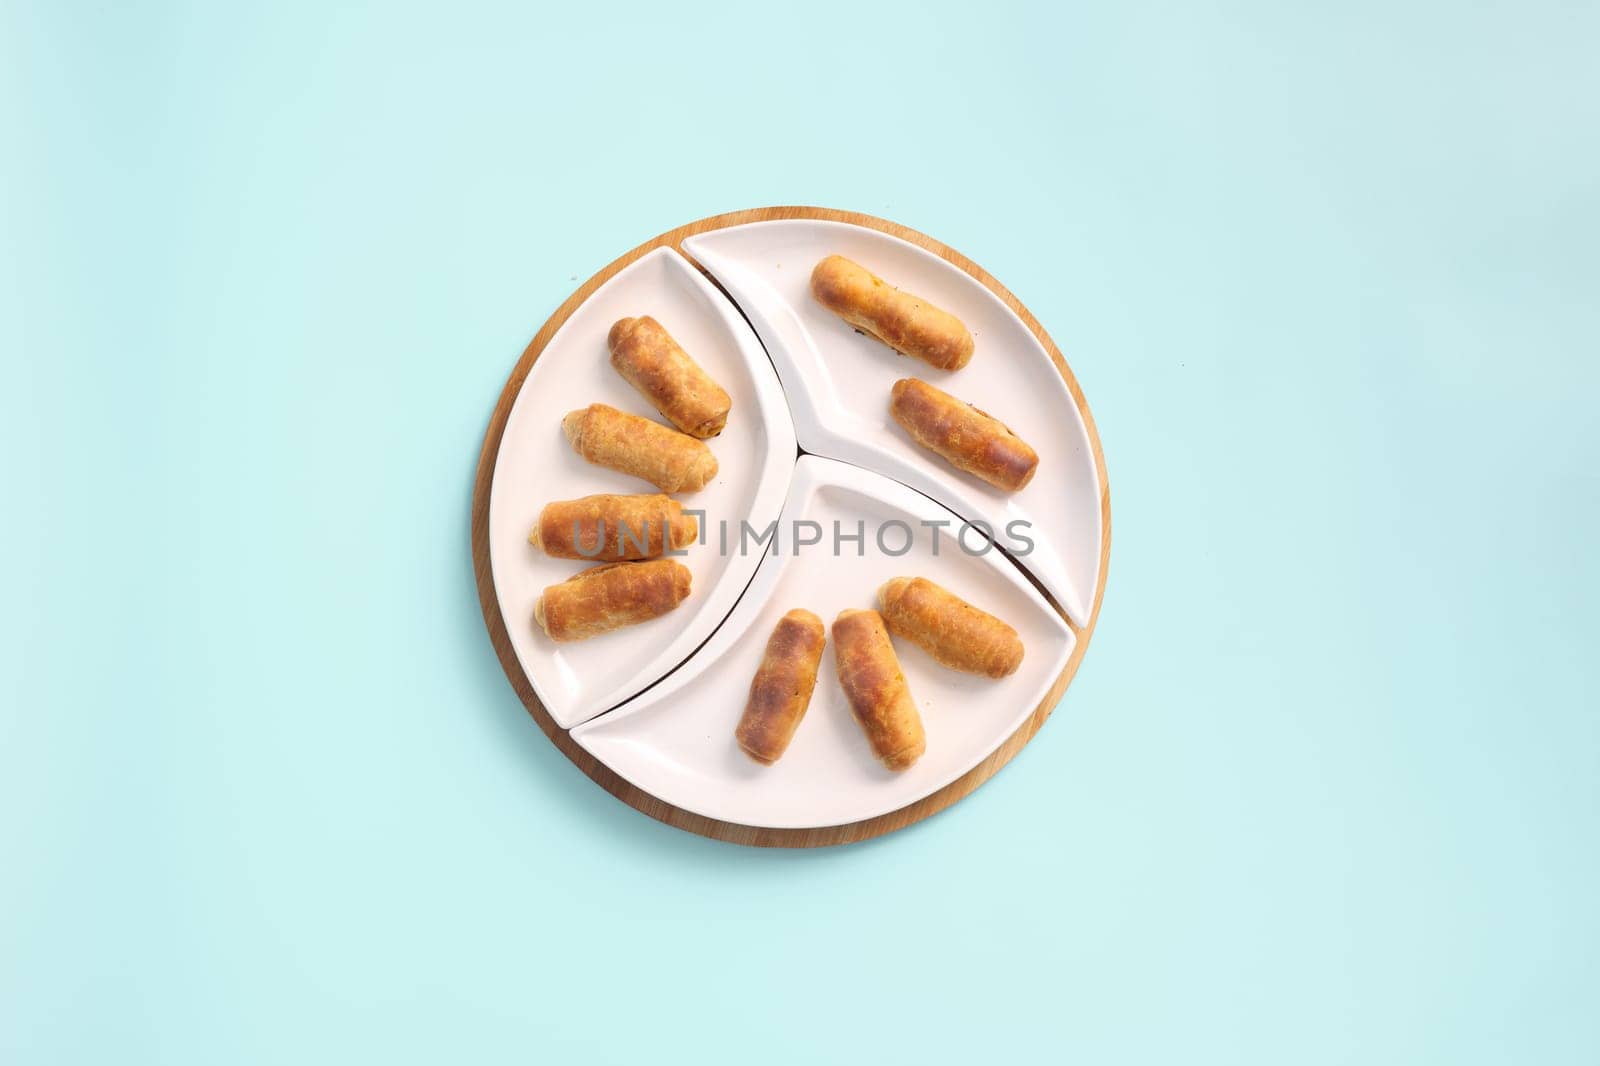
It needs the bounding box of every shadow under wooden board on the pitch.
[471,206,1112,847]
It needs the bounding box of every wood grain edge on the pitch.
[470,206,1111,848]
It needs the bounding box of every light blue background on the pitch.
[5,1,1597,1062]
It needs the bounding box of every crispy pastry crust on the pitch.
[530,493,698,562]
[831,608,926,771]
[533,559,692,642]
[608,316,732,439]
[810,255,974,371]
[878,577,1025,679]
[561,403,718,493]
[889,377,1039,492]
[735,609,826,765]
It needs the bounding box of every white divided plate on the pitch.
[572,456,1075,830]
[487,247,796,729]
[684,220,1102,626]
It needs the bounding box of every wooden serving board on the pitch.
[470,206,1111,847]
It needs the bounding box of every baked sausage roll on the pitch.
[735,609,826,765]
[608,316,732,439]
[533,559,692,642]
[889,378,1039,492]
[831,608,926,771]
[562,403,718,493]
[530,493,698,562]
[878,577,1024,679]
[810,255,974,371]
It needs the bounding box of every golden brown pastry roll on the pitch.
[878,577,1025,679]
[735,609,826,765]
[889,377,1039,492]
[831,608,926,771]
[529,493,698,562]
[561,403,718,493]
[534,559,692,642]
[810,255,974,371]
[608,316,732,439]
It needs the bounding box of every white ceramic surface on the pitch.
[571,456,1075,830]
[487,247,796,729]
[683,220,1101,626]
